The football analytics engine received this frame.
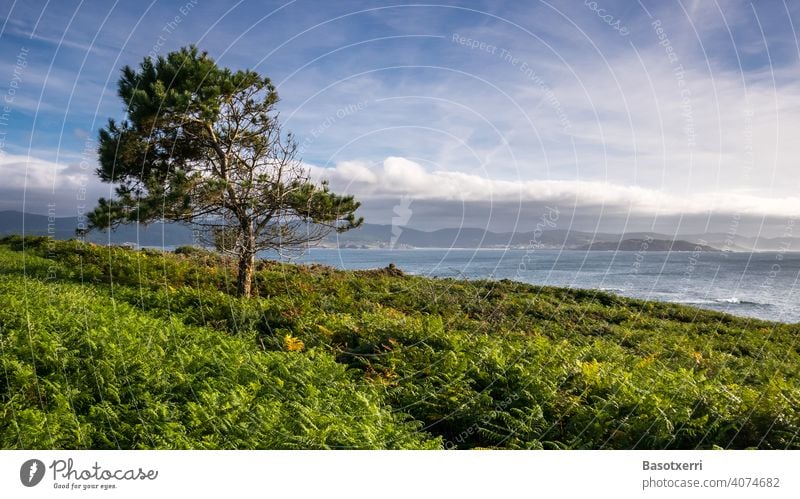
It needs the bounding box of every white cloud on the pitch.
[0,152,105,214]
[0,152,74,190]
[311,156,800,217]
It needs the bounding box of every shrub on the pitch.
[0,273,439,449]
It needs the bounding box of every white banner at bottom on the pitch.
[1,450,798,498]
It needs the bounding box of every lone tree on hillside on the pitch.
[86,46,362,297]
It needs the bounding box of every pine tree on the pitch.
[87,46,362,296]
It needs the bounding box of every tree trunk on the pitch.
[236,250,255,297]
[236,227,256,298]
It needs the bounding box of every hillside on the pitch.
[1,235,799,449]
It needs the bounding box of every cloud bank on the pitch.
[311,156,800,218]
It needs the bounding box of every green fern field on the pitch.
[1,235,799,449]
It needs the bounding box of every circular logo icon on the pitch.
[20,459,45,487]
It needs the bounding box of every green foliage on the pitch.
[2,237,799,449]
[0,246,437,449]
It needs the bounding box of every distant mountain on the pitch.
[325,224,799,252]
[322,224,704,250]
[576,239,719,252]
[0,210,195,247]
[679,232,798,252]
[2,211,797,252]
[323,224,602,249]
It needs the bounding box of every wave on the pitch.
[660,295,773,308]
[678,299,717,305]
[676,297,772,307]
[712,297,771,306]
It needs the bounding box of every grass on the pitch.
[1,234,798,449]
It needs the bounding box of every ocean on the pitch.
[283,248,800,324]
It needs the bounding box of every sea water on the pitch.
[283,248,800,324]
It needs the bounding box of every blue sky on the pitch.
[1,0,799,236]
